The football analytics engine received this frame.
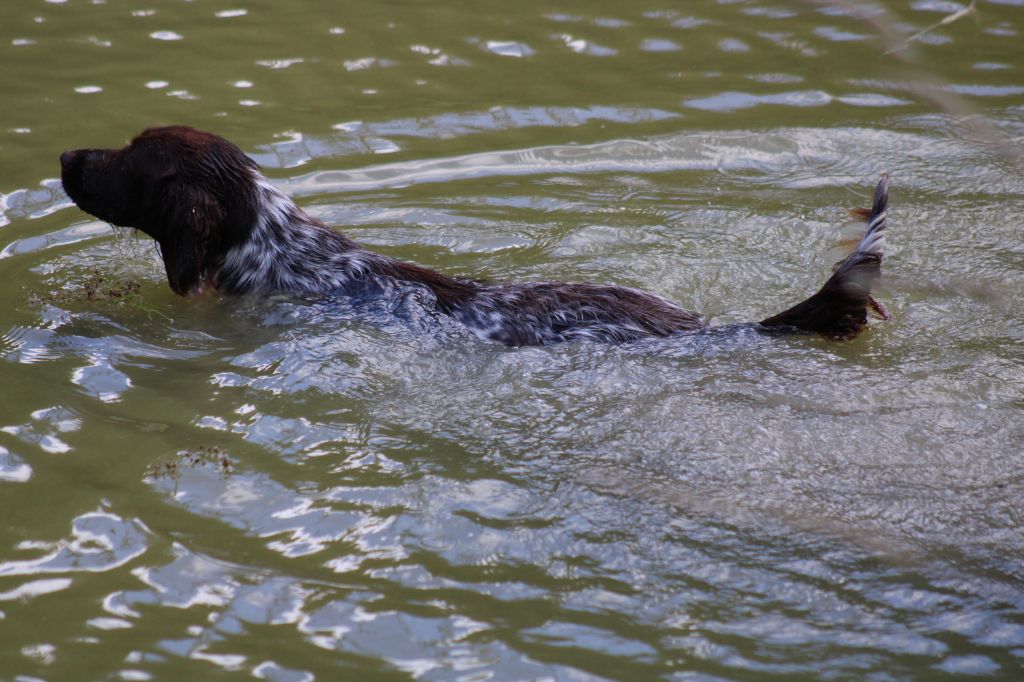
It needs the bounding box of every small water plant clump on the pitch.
[43,268,142,304]
[146,445,235,481]
[30,268,171,319]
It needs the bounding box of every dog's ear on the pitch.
[154,181,224,296]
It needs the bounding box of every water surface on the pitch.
[2,1,1023,679]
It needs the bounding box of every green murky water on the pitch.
[2,1,1023,679]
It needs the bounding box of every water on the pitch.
[2,0,1024,679]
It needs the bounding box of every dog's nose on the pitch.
[60,149,79,168]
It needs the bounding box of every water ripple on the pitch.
[283,124,1024,197]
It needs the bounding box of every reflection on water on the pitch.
[2,0,1024,679]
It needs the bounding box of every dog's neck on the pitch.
[214,177,357,294]
[214,176,478,309]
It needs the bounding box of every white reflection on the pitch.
[0,445,32,483]
[0,511,148,576]
[0,578,72,601]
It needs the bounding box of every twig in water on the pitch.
[884,0,977,55]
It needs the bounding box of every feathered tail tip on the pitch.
[759,174,891,339]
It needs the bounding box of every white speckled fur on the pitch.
[212,170,703,345]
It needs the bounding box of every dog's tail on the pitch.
[759,174,890,339]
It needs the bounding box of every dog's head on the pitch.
[60,126,259,295]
